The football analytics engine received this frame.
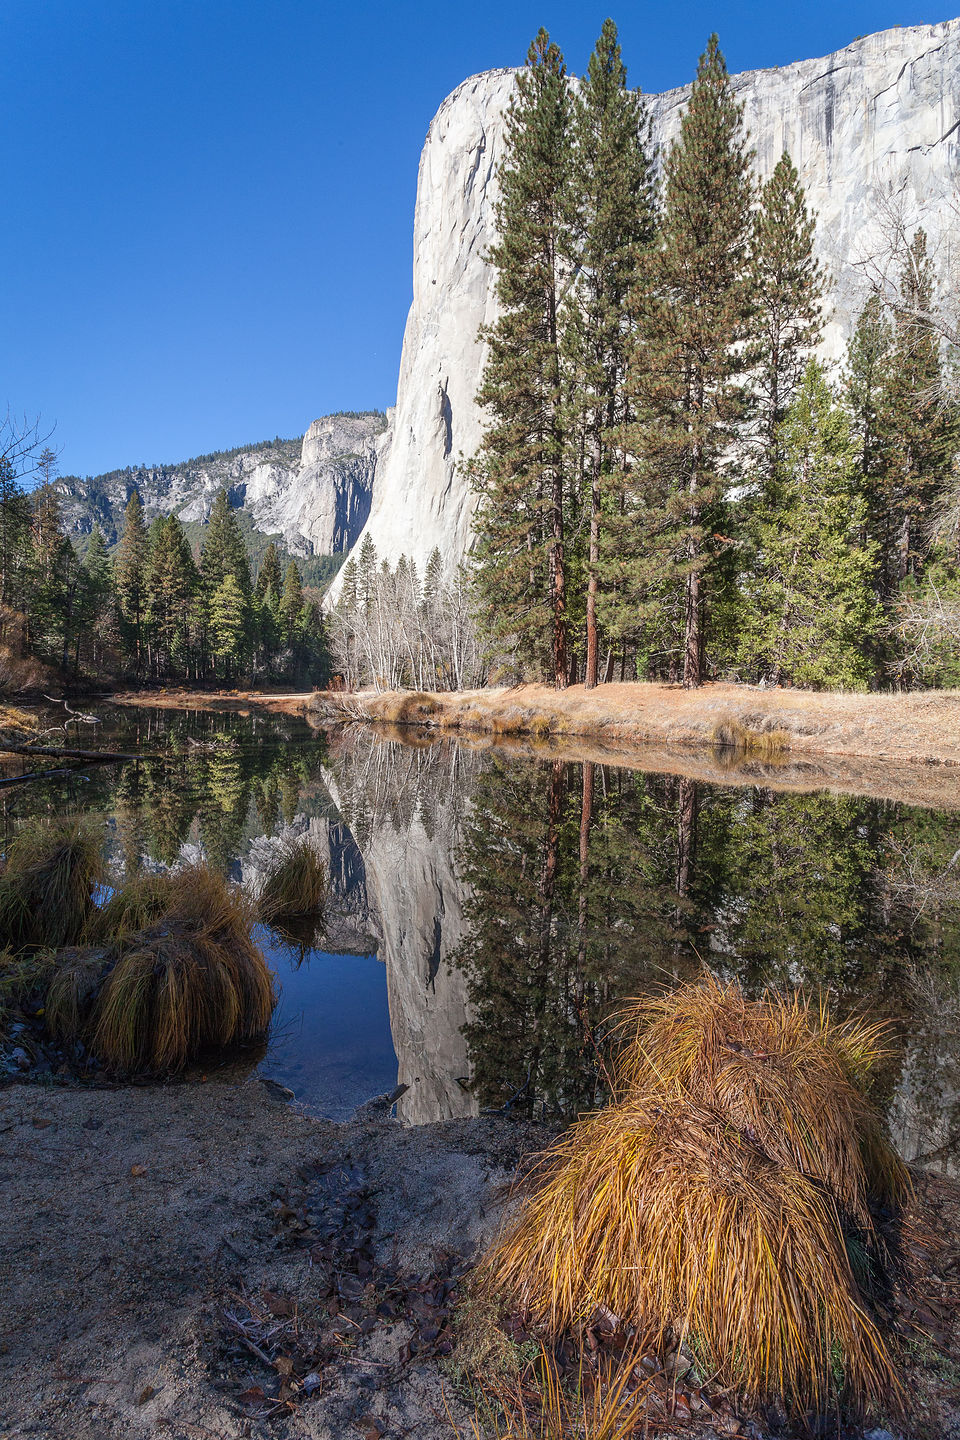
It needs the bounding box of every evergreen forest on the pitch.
[468,23,960,691]
[0,458,328,688]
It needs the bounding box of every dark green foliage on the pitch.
[749,152,824,480]
[875,231,956,597]
[736,361,881,688]
[471,28,573,687]
[0,465,330,686]
[467,27,959,693]
[114,490,149,666]
[567,20,655,687]
[627,37,755,688]
[256,541,283,600]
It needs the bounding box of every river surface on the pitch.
[6,704,960,1165]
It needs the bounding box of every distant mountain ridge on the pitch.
[56,410,388,585]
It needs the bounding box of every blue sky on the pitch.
[1,0,955,479]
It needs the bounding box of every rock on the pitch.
[330,18,960,593]
[58,410,386,560]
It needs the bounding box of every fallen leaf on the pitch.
[263,1289,294,1317]
[274,1355,294,1376]
[136,1385,156,1406]
[130,1164,148,1177]
[32,1118,52,1129]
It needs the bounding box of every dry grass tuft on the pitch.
[711,715,790,759]
[455,1342,644,1440]
[0,946,59,1028]
[83,864,275,1072]
[44,946,111,1043]
[481,979,908,1417]
[0,820,107,950]
[257,835,326,931]
[612,980,907,1221]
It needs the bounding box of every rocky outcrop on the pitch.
[58,410,386,560]
[235,413,388,557]
[331,19,960,590]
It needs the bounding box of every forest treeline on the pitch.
[467,23,960,691]
[0,454,327,687]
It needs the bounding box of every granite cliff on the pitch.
[58,410,386,565]
[331,18,960,594]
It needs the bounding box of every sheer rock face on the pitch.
[58,411,385,559]
[330,18,960,592]
[241,413,388,557]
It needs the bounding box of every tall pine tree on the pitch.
[736,361,880,688]
[115,490,149,670]
[627,36,755,687]
[567,19,655,687]
[877,230,955,595]
[471,29,572,687]
[749,153,824,481]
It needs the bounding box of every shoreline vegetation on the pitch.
[107,680,960,766]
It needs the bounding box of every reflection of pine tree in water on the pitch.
[454,756,960,1121]
[252,776,281,834]
[697,791,889,993]
[455,758,699,1117]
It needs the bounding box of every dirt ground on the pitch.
[3,1076,960,1440]
[0,1078,544,1440]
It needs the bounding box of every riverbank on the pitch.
[2,1076,959,1440]
[107,681,960,768]
[308,682,960,770]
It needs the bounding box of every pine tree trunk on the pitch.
[585,465,600,688]
[551,467,567,689]
[683,560,701,687]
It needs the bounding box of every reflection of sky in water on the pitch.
[259,935,397,1121]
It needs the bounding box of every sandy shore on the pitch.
[0,1077,545,1440]
[3,1075,960,1440]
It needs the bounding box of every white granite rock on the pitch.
[59,411,385,560]
[331,18,960,595]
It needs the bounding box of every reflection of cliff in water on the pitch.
[15,705,960,1152]
[323,733,483,1125]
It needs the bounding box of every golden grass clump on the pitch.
[257,835,326,929]
[0,820,107,950]
[711,715,790,759]
[481,979,909,1417]
[89,864,275,1072]
[43,946,111,1042]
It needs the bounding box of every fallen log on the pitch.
[0,743,149,763]
[0,768,81,788]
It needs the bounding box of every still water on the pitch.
[6,705,960,1165]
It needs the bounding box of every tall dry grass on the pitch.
[49,864,276,1072]
[481,980,909,1417]
[455,1344,645,1440]
[0,820,107,950]
[257,835,326,933]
